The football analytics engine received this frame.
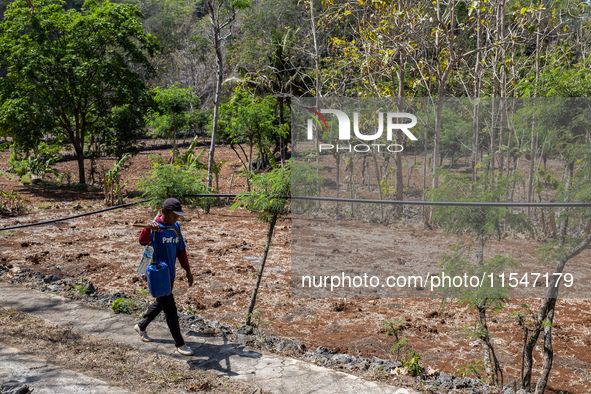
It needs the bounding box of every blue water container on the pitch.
[147,261,171,298]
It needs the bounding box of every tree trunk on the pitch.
[208,38,223,190]
[490,0,506,174]
[535,297,556,394]
[499,98,506,177]
[527,10,542,217]
[432,94,443,189]
[76,152,86,185]
[498,0,507,177]
[394,51,406,217]
[310,0,320,150]
[522,162,583,391]
[527,119,537,216]
[171,126,177,164]
[248,143,253,172]
[71,128,86,185]
[373,153,384,221]
[472,101,480,184]
[205,0,236,191]
[335,153,340,217]
[278,97,285,166]
[422,104,429,221]
[245,214,278,326]
[478,305,492,377]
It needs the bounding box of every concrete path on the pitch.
[0,282,417,394]
[0,344,129,393]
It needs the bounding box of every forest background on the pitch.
[1,0,591,393]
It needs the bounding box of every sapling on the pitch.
[429,159,533,386]
[232,161,291,326]
[383,318,411,362]
[102,153,130,206]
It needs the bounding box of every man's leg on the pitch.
[160,293,184,347]
[137,298,163,331]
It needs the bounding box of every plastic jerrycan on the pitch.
[147,261,171,298]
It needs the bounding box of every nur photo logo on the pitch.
[304,107,418,153]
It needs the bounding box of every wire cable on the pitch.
[2,194,590,232]
[0,199,148,231]
[188,194,591,208]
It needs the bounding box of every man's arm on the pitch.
[178,249,193,287]
[138,214,162,245]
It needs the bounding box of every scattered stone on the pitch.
[202,327,217,335]
[354,358,371,371]
[263,336,279,348]
[454,377,467,388]
[236,325,254,336]
[275,340,306,355]
[181,315,204,324]
[468,377,483,387]
[369,357,401,373]
[316,346,334,356]
[391,366,408,376]
[43,274,60,283]
[438,371,454,389]
[32,271,45,280]
[439,371,453,383]
[8,267,22,276]
[503,386,516,394]
[243,256,261,263]
[112,291,128,299]
[332,353,355,364]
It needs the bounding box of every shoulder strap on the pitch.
[149,229,156,247]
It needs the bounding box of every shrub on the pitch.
[73,284,90,295]
[402,351,421,377]
[136,156,213,213]
[111,298,139,314]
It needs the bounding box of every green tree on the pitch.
[136,155,211,213]
[236,27,311,165]
[146,83,200,163]
[231,161,291,326]
[219,90,280,178]
[0,0,157,184]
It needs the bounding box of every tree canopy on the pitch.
[0,0,158,184]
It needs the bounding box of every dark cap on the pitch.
[162,198,187,216]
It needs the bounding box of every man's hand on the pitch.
[186,271,194,287]
[147,213,161,231]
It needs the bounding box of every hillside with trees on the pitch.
[1,0,591,393]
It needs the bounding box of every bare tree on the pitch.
[204,0,249,190]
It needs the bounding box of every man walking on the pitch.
[134,198,194,356]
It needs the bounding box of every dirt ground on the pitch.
[0,308,254,393]
[1,143,590,393]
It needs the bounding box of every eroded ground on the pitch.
[1,145,590,393]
